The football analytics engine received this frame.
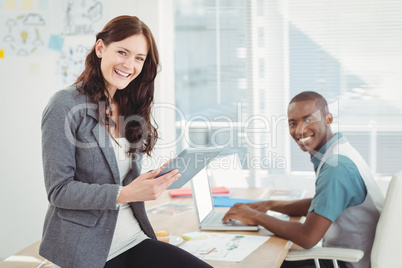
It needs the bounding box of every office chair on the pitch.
[284,171,402,268]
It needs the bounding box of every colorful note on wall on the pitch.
[5,0,17,9]
[48,34,64,51]
[37,0,49,10]
[22,0,33,10]
[29,62,40,74]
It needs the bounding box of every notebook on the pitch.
[168,186,230,197]
[190,169,259,231]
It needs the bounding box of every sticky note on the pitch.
[29,63,40,74]
[6,0,17,9]
[38,0,49,10]
[48,34,64,52]
[0,50,4,58]
[182,232,208,240]
[22,0,33,9]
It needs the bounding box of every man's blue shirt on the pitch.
[308,133,367,222]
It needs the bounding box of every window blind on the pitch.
[173,0,402,176]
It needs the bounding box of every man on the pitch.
[222,91,383,268]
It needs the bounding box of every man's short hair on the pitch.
[289,91,329,116]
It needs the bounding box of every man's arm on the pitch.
[223,198,312,218]
[256,210,332,248]
[222,199,332,249]
[265,198,313,216]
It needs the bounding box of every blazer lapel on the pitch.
[86,97,120,185]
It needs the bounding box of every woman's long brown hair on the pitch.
[75,15,159,156]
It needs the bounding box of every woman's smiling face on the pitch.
[96,34,148,94]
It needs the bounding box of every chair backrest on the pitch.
[371,171,402,268]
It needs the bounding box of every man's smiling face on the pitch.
[287,99,333,155]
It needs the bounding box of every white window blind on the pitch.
[173,0,402,177]
[287,0,402,175]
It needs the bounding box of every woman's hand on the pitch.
[117,159,180,203]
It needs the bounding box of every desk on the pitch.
[0,241,46,268]
[146,188,295,268]
[0,188,295,268]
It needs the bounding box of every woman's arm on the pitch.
[43,90,180,210]
[42,90,120,211]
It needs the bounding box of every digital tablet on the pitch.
[156,147,223,190]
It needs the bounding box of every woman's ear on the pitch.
[95,39,104,58]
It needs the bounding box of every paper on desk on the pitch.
[146,202,193,216]
[179,232,269,262]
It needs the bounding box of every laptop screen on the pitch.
[191,168,214,222]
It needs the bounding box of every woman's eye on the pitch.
[118,51,126,56]
[136,57,145,62]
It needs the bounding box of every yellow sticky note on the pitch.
[29,63,40,74]
[6,0,17,9]
[22,0,33,9]
[0,50,4,58]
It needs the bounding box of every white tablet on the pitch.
[156,147,223,190]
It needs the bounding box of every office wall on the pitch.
[0,0,175,260]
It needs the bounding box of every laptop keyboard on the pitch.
[203,211,236,226]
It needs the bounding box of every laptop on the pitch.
[190,168,259,231]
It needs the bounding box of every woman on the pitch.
[40,15,212,268]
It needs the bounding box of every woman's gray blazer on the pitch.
[39,85,157,268]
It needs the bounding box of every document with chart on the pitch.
[179,232,269,262]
